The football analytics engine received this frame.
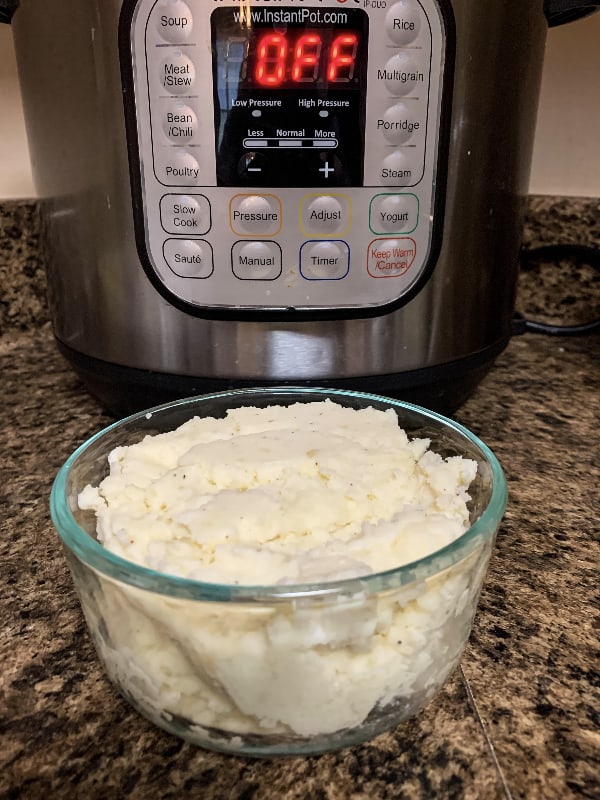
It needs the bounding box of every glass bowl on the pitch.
[50,388,507,757]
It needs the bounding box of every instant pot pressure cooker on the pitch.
[4,0,598,414]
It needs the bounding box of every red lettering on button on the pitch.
[367,237,416,278]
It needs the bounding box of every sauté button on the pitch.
[163,238,213,278]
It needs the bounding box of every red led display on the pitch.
[254,32,358,87]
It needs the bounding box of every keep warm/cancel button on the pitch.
[367,237,416,278]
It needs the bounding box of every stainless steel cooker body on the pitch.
[11,0,551,412]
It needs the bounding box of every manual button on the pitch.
[232,241,282,281]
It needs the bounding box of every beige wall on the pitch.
[1,13,599,199]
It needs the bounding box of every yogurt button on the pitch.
[160,51,195,94]
[155,0,193,43]
[163,238,213,278]
[370,193,418,233]
[385,2,421,46]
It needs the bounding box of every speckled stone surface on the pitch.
[1,198,598,799]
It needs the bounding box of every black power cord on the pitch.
[512,243,600,336]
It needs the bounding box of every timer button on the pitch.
[232,241,282,281]
[160,51,195,95]
[378,102,421,145]
[230,194,282,236]
[163,239,214,278]
[300,241,350,281]
[161,102,198,143]
[155,0,193,43]
[382,52,423,96]
[385,2,422,46]
[301,195,350,236]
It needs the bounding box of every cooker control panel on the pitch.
[121,0,453,317]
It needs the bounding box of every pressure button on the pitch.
[230,194,282,236]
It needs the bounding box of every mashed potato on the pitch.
[76,400,489,745]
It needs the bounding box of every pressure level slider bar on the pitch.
[242,137,338,149]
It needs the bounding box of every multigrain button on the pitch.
[232,241,282,280]
[300,240,349,280]
[161,102,198,143]
[382,52,424,96]
[155,0,193,43]
[163,238,213,278]
[385,1,421,46]
[230,194,282,235]
[159,150,200,185]
[160,51,195,94]
[160,194,211,234]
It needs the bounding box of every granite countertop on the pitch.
[1,197,598,799]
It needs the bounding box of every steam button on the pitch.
[155,1,193,43]
[380,151,415,186]
[385,2,421,46]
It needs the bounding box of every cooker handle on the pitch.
[545,0,600,26]
[0,0,18,24]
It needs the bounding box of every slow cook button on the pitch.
[230,194,282,235]
[367,237,416,278]
[157,150,200,186]
[160,51,195,94]
[155,0,193,43]
[160,193,211,235]
[163,238,213,278]
[232,241,282,281]
[300,240,350,281]
[385,1,422,46]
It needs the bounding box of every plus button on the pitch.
[318,161,334,179]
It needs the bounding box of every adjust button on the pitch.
[301,195,350,236]
[300,240,350,281]
[163,239,213,278]
[155,0,193,43]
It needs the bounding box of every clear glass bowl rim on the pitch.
[50,387,507,603]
